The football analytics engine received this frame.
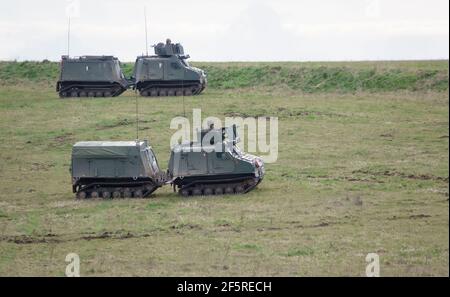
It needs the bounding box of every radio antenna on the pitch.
[135,90,139,140]
[144,7,149,56]
[67,17,71,56]
[182,71,186,117]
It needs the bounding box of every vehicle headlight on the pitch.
[254,158,263,168]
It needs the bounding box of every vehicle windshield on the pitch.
[180,58,189,67]
[232,145,242,156]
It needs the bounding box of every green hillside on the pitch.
[0,60,448,93]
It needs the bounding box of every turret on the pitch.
[154,38,186,57]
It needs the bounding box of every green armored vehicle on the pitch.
[133,39,207,96]
[57,55,129,98]
[168,125,265,196]
[71,140,164,199]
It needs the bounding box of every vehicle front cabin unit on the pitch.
[168,125,265,196]
[133,39,207,96]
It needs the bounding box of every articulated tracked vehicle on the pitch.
[70,126,264,199]
[133,39,207,97]
[57,55,129,98]
[71,141,164,199]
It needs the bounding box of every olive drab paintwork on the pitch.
[57,55,130,98]
[168,125,265,196]
[133,39,207,96]
[69,125,265,198]
[71,141,164,199]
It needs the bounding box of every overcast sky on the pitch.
[0,0,448,61]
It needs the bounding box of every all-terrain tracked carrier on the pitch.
[70,140,165,199]
[133,39,207,97]
[168,125,265,196]
[57,55,129,98]
[70,127,264,198]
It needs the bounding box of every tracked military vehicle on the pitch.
[71,140,164,199]
[57,55,129,98]
[133,39,207,97]
[168,125,265,196]
[70,127,265,199]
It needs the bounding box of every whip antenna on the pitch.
[67,17,71,56]
[135,91,139,140]
[144,7,149,56]
[182,71,186,117]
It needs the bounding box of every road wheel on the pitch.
[159,89,167,96]
[88,91,95,97]
[112,191,121,199]
[175,89,183,96]
[180,189,189,197]
[150,89,158,97]
[141,91,148,96]
[184,89,193,96]
[167,89,175,96]
[134,190,143,198]
[102,191,111,199]
[79,91,87,97]
[193,188,202,196]
[235,185,245,193]
[203,188,213,196]
[90,191,99,198]
[225,187,234,195]
[214,188,223,195]
[123,189,132,198]
[70,91,78,97]
[95,91,103,97]
[104,91,112,97]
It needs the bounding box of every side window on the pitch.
[170,62,181,70]
[216,152,229,160]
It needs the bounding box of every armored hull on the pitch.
[71,141,164,199]
[57,55,129,98]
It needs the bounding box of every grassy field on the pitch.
[0,61,448,276]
